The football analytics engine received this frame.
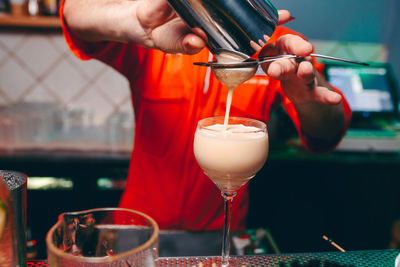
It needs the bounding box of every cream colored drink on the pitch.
[194,121,268,195]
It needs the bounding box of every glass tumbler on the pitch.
[46,208,159,266]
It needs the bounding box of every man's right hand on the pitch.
[63,0,292,55]
[63,0,206,54]
[136,0,206,54]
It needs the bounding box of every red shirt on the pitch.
[60,3,351,231]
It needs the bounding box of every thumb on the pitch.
[181,33,206,54]
[314,86,342,105]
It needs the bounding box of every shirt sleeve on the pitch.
[58,0,145,79]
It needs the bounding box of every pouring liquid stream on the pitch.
[213,52,258,130]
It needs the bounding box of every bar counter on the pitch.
[26,249,400,266]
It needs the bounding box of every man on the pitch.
[60,0,351,235]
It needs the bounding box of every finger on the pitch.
[258,42,280,58]
[267,58,298,80]
[297,61,315,85]
[152,18,205,54]
[314,86,342,105]
[275,34,313,57]
[277,10,292,25]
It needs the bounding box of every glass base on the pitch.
[199,256,244,267]
[209,174,254,196]
[214,180,251,196]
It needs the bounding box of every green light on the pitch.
[97,177,126,190]
[97,177,113,189]
[28,177,73,190]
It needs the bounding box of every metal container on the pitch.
[167,0,278,58]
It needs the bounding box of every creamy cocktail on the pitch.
[194,118,268,195]
[193,51,265,267]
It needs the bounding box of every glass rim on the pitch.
[45,207,159,263]
[197,116,267,133]
[0,170,28,190]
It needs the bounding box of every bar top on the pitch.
[27,249,400,267]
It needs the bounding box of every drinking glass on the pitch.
[46,207,159,266]
[194,116,268,266]
[0,177,14,267]
[0,170,27,267]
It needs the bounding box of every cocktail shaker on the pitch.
[167,0,278,58]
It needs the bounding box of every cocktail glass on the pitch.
[194,116,268,266]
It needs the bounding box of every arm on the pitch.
[62,0,294,55]
[62,0,205,54]
[259,34,351,151]
[292,71,346,143]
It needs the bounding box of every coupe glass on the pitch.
[46,207,159,266]
[194,116,268,266]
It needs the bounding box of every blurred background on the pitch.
[1,0,400,260]
[271,0,400,87]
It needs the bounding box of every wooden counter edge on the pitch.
[0,14,61,28]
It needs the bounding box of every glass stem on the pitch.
[221,192,235,267]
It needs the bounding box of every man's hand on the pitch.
[258,34,346,143]
[64,0,295,55]
[136,4,294,54]
[63,0,205,54]
[259,34,342,106]
[136,0,205,54]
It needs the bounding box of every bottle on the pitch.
[41,0,57,15]
[0,0,10,14]
[27,0,39,16]
[9,0,26,16]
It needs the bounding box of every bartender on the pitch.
[60,0,351,253]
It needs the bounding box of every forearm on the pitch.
[62,0,142,43]
[292,72,346,142]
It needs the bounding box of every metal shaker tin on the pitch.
[167,0,279,58]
